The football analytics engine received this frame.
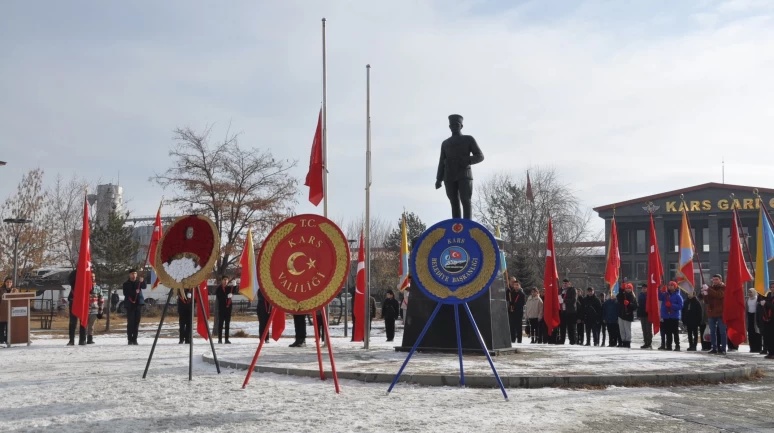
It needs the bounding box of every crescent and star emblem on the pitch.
[286,251,316,276]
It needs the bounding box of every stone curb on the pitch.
[202,354,758,389]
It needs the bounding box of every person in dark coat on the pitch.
[681,291,702,351]
[66,270,86,346]
[382,290,400,342]
[1,277,19,344]
[507,278,526,343]
[177,288,192,344]
[576,291,585,346]
[559,279,578,345]
[122,268,146,345]
[637,284,653,349]
[761,291,774,359]
[747,288,762,353]
[602,293,619,347]
[256,289,271,343]
[616,283,638,348]
[583,288,602,346]
[215,276,237,344]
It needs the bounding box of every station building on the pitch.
[594,183,774,288]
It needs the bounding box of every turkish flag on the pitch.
[71,195,92,328]
[353,231,365,342]
[542,219,560,335]
[646,214,662,334]
[451,250,462,259]
[304,109,324,206]
[724,210,753,346]
[148,206,162,289]
[196,280,210,340]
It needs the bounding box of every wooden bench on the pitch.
[30,310,54,330]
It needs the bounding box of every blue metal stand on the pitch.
[454,304,465,387]
[387,302,442,394]
[463,303,508,400]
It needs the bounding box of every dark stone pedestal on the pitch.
[396,273,512,355]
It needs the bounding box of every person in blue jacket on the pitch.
[602,292,620,347]
[659,281,684,351]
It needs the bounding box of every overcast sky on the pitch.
[2,0,773,237]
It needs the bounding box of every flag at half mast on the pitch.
[676,208,696,294]
[397,214,410,291]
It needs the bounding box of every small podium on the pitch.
[1,292,36,347]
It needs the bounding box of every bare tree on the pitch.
[44,174,90,268]
[474,167,600,285]
[152,125,298,275]
[0,168,50,280]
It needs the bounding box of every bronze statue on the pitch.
[435,114,484,219]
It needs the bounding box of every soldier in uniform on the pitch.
[435,114,484,220]
[290,314,307,347]
[215,276,237,344]
[177,288,192,344]
[122,268,146,345]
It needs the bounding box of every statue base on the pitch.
[396,273,512,355]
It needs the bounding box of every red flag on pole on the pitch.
[724,210,753,346]
[196,280,210,340]
[271,305,285,341]
[646,214,662,335]
[71,195,92,328]
[352,230,365,341]
[305,109,324,206]
[526,171,535,203]
[542,219,560,335]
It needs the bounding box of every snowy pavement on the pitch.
[2,321,774,432]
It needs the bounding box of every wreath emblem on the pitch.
[153,215,220,290]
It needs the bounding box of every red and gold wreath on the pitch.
[154,215,220,290]
[257,214,350,314]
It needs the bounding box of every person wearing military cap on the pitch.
[435,114,484,220]
[122,268,146,345]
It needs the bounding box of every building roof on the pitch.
[593,182,774,212]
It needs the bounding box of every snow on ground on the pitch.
[3,315,770,432]
[1,334,687,433]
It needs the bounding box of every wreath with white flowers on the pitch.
[153,215,220,290]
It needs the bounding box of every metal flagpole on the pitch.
[364,64,372,349]
[322,18,328,219]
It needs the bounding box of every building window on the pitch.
[636,262,647,280]
[695,262,710,287]
[619,230,630,254]
[702,227,710,252]
[621,262,633,280]
[636,230,646,253]
[722,226,751,252]
[722,227,730,252]
[672,228,697,252]
[668,263,677,281]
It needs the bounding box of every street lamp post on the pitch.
[3,218,32,287]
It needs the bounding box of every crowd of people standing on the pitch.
[505,275,774,359]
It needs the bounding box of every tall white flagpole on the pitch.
[322,18,328,218]
[364,64,372,349]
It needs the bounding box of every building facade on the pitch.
[594,183,774,288]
